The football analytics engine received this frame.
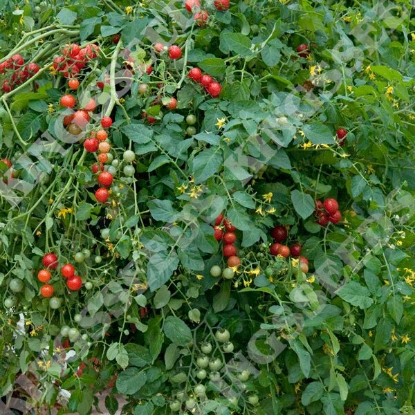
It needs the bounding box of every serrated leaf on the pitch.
[80,17,102,41]
[56,8,77,25]
[351,175,367,197]
[75,203,93,220]
[163,316,192,346]
[291,190,314,219]
[233,191,255,209]
[213,280,231,313]
[122,123,153,144]
[154,285,171,309]
[164,343,180,370]
[148,199,178,222]
[17,113,41,140]
[336,282,374,309]
[303,123,335,145]
[101,25,122,37]
[148,155,170,172]
[301,382,324,406]
[220,32,252,57]
[116,368,147,395]
[147,251,179,292]
[198,58,226,77]
[192,147,223,183]
[125,344,152,367]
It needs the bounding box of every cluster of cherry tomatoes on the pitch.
[53,43,99,79]
[314,197,342,226]
[212,213,241,268]
[269,225,309,272]
[59,82,115,203]
[0,54,40,92]
[188,67,222,97]
[37,253,83,300]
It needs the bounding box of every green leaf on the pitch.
[301,381,324,406]
[351,175,367,198]
[122,123,153,144]
[261,39,282,67]
[387,296,403,324]
[220,32,252,57]
[154,285,171,309]
[17,113,41,140]
[370,65,402,81]
[135,402,154,415]
[147,251,179,292]
[227,206,253,231]
[233,191,256,209]
[106,343,118,361]
[291,339,311,377]
[358,344,372,360]
[148,155,170,172]
[80,17,102,41]
[192,147,223,183]
[76,202,93,220]
[213,280,231,313]
[164,343,180,371]
[163,316,192,346]
[336,282,374,309]
[68,389,82,412]
[122,17,150,45]
[101,25,122,37]
[178,248,204,271]
[188,308,201,323]
[303,123,335,145]
[116,368,147,395]
[105,394,119,415]
[116,344,129,369]
[116,236,132,259]
[194,132,221,145]
[125,344,152,367]
[148,199,178,222]
[125,215,139,228]
[56,8,77,25]
[198,58,226,78]
[291,190,315,219]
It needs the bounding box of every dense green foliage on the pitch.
[1,0,415,413]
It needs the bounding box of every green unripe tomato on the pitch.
[49,297,62,309]
[209,357,223,371]
[68,327,80,342]
[74,314,82,323]
[9,278,24,293]
[94,255,102,264]
[196,355,209,368]
[194,384,206,397]
[237,369,250,382]
[60,325,70,337]
[186,126,197,136]
[248,394,259,405]
[200,341,212,354]
[196,369,207,380]
[209,371,221,381]
[106,153,114,163]
[123,150,135,162]
[123,165,135,177]
[111,159,120,168]
[185,398,196,409]
[210,265,221,277]
[4,297,16,308]
[223,341,234,353]
[85,281,93,290]
[74,252,85,263]
[101,228,110,239]
[169,401,181,411]
[222,267,234,280]
[186,114,197,125]
[82,248,91,258]
[215,328,230,343]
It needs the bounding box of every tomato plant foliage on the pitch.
[1,0,415,414]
